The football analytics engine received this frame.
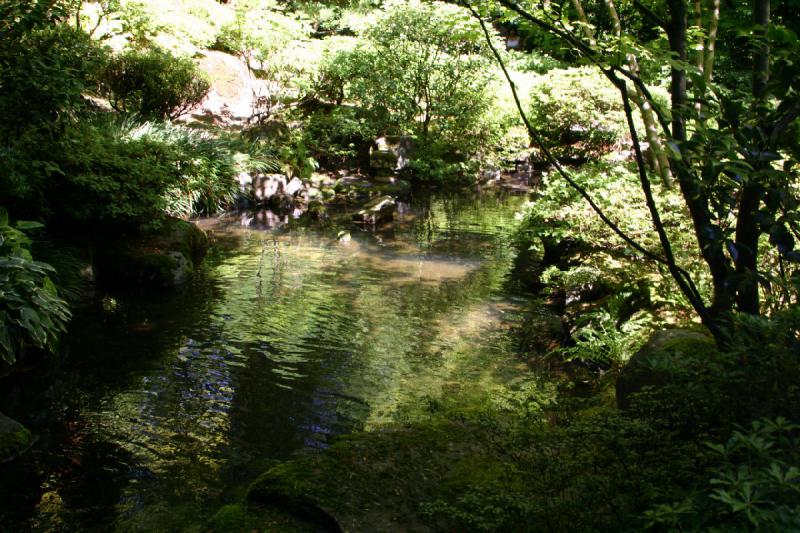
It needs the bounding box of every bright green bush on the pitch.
[214,0,309,57]
[527,67,628,160]
[514,161,712,317]
[316,0,499,180]
[0,209,70,365]
[99,47,210,119]
[300,106,374,169]
[506,49,564,74]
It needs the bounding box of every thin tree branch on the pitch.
[632,0,668,30]
[611,72,710,320]
[463,1,676,270]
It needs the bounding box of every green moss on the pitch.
[657,336,717,356]
[441,454,509,494]
[209,504,314,533]
[0,426,32,462]
[246,422,485,530]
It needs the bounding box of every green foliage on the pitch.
[647,417,800,530]
[0,209,70,365]
[515,162,709,316]
[527,67,628,160]
[99,47,210,119]
[51,117,185,227]
[103,120,278,218]
[404,143,480,184]
[556,307,652,367]
[301,106,374,168]
[506,48,565,74]
[8,115,266,228]
[626,310,800,437]
[316,0,499,178]
[705,418,800,530]
[123,121,277,216]
[214,0,309,58]
[0,18,108,135]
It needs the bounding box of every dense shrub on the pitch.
[0,21,107,136]
[301,106,374,169]
[527,67,628,160]
[0,209,70,365]
[99,47,210,119]
[647,417,800,530]
[52,117,185,228]
[316,0,499,180]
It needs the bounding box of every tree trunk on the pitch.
[733,0,771,315]
[667,0,735,323]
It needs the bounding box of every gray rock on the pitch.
[252,174,288,203]
[352,195,396,226]
[268,194,295,212]
[284,177,304,196]
[370,136,415,173]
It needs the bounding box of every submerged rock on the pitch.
[96,218,208,288]
[0,412,33,463]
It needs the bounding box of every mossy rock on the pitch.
[307,200,327,220]
[373,178,411,198]
[616,328,717,410]
[247,461,342,532]
[209,503,317,533]
[0,412,34,463]
[246,423,481,532]
[96,218,208,287]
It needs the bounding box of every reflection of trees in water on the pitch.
[1,191,533,531]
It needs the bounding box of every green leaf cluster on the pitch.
[0,209,70,365]
[99,47,210,120]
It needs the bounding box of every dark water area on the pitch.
[0,190,540,532]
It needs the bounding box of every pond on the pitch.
[0,190,544,532]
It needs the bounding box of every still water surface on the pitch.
[0,190,536,532]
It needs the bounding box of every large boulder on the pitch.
[194,51,270,123]
[0,412,33,463]
[616,328,716,410]
[251,173,288,203]
[96,218,208,288]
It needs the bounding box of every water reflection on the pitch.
[0,191,535,531]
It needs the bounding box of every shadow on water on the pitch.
[0,189,536,531]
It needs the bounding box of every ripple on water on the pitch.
[0,191,540,531]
